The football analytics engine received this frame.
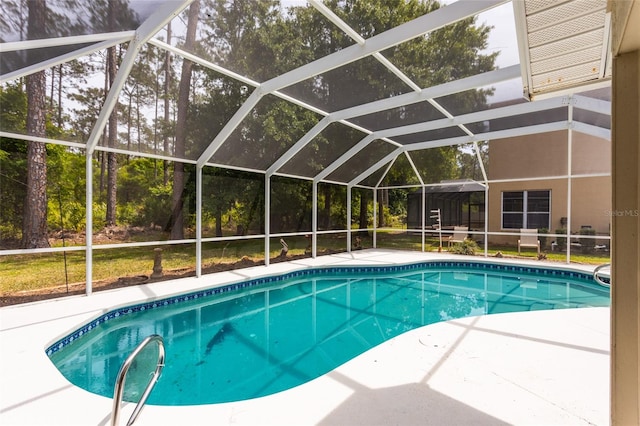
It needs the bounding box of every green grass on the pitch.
[0,231,610,296]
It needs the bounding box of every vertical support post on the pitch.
[611,48,640,426]
[195,165,202,277]
[484,184,489,257]
[347,185,352,252]
[473,140,490,257]
[264,174,270,267]
[85,150,93,295]
[373,187,378,248]
[566,99,573,264]
[421,185,426,252]
[312,181,318,258]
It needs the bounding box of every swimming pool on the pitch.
[47,261,609,406]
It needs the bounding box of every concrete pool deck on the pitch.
[0,249,610,425]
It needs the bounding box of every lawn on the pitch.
[0,231,610,299]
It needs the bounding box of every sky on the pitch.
[473,1,524,102]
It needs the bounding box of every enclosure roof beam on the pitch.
[573,94,612,115]
[314,134,378,183]
[373,96,567,139]
[86,0,193,154]
[375,157,399,188]
[276,65,519,183]
[267,117,332,176]
[310,0,423,93]
[406,121,571,152]
[148,38,260,89]
[347,121,572,186]
[314,96,571,185]
[571,121,612,140]
[0,37,133,84]
[260,0,508,94]
[308,0,366,45]
[0,31,135,53]
[0,131,86,150]
[332,65,521,121]
[404,151,426,186]
[196,88,265,168]
[205,0,508,172]
[348,147,405,187]
[303,66,519,183]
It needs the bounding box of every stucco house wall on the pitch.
[487,130,611,249]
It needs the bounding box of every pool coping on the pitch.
[0,249,610,425]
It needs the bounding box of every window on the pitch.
[502,190,550,229]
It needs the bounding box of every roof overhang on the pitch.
[513,0,612,100]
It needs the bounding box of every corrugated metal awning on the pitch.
[514,0,612,100]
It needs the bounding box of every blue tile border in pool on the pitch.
[45,260,598,357]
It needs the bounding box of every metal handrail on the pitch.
[111,334,165,426]
[593,263,611,287]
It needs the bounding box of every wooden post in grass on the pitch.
[151,248,163,278]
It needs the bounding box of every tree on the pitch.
[0,83,28,241]
[456,142,488,181]
[163,23,173,185]
[22,0,49,249]
[105,2,119,226]
[170,0,200,240]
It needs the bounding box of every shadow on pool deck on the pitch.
[319,376,509,425]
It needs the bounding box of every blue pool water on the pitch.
[47,261,609,406]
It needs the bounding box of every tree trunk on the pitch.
[215,208,223,237]
[21,0,49,249]
[105,2,118,226]
[106,43,118,226]
[378,189,387,227]
[323,186,331,229]
[99,60,108,198]
[170,0,199,240]
[163,22,172,186]
[359,192,368,230]
[126,91,132,152]
[136,86,141,152]
[57,64,62,127]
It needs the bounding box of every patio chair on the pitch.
[518,228,540,255]
[447,226,468,248]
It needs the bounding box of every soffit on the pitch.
[515,0,612,100]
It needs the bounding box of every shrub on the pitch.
[579,227,596,253]
[449,238,478,255]
[554,228,567,251]
[538,227,549,250]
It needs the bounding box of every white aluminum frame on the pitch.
[0,0,613,296]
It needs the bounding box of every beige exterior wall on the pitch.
[572,133,612,175]
[487,130,611,248]
[571,176,612,234]
[489,131,568,180]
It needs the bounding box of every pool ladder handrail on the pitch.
[111,334,165,426]
[593,263,611,287]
